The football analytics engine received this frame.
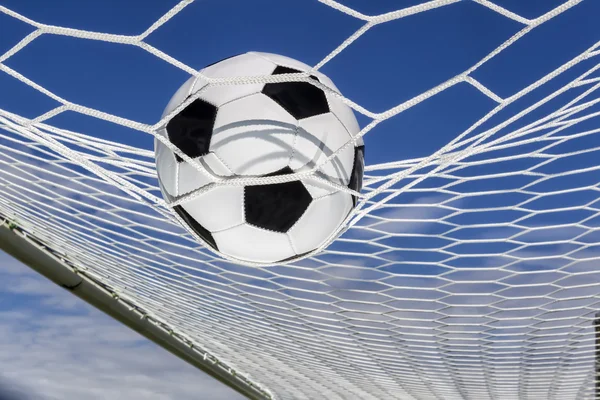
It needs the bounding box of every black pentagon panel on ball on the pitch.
[348,146,365,207]
[244,167,312,233]
[262,66,329,120]
[167,99,217,162]
[173,205,218,251]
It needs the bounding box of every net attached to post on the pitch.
[1,1,600,399]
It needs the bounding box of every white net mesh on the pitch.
[1,0,600,398]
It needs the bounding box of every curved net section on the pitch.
[1,1,600,399]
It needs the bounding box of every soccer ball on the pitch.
[155,52,364,264]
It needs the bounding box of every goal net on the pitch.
[1,0,600,399]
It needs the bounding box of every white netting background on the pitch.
[1,0,600,399]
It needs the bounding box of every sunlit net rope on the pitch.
[1,0,600,399]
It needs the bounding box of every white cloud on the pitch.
[0,251,244,400]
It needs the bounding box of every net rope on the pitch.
[1,0,600,398]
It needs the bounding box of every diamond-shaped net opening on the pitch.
[1,1,600,399]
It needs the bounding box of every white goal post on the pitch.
[1,0,600,399]
[0,218,272,400]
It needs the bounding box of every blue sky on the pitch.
[0,251,243,400]
[2,0,596,161]
[1,0,599,398]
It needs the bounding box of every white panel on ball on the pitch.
[182,186,245,232]
[199,53,276,107]
[211,93,298,176]
[288,190,353,254]
[214,224,296,263]
[288,122,326,172]
[202,152,234,177]
[252,52,313,73]
[177,162,212,196]
[178,153,234,196]
[155,138,178,197]
[295,113,355,186]
[326,93,362,144]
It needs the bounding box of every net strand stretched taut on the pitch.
[1,0,600,399]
